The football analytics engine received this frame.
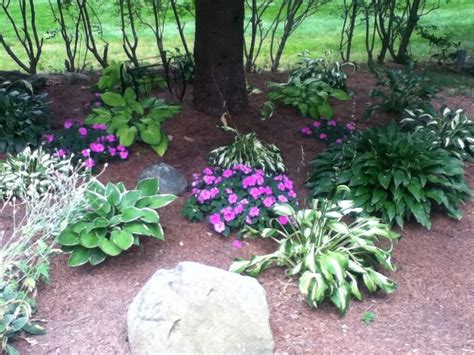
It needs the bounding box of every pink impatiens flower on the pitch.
[278,195,288,203]
[228,194,238,204]
[249,207,260,217]
[214,222,225,233]
[81,149,90,157]
[346,122,356,131]
[79,127,88,136]
[232,240,243,249]
[203,175,216,185]
[64,119,73,129]
[43,134,54,143]
[335,138,343,144]
[223,169,234,178]
[108,147,117,156]
[312,121,321,128]
[55,149,66,158]
[328,120,337,127]
[106,134,116,143]
[278,216,289,225]
[119,150,129,160]
[319,133,328,140]
[263,196,276,208]
[301,127,312,135]
[90,142,105,153]
[209,213,221,225]
[92,124,107,130]
[84,158,95,169]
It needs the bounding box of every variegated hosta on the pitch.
[0,146,73,200]
[208,132,286,174]
[57,178,176,266]
[231,189,398,315]
[401,106,474,161]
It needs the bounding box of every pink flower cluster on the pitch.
[186,164,298,235]
[300,118,356,144]
[43,119,129,169]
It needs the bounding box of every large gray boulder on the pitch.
[137,163,188,195]
[127,262,274,354]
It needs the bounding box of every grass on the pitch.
[0,0,473,89]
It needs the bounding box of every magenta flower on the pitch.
[232,240,243,249]
[263,196,276,208]
[79,127,88,136]
[90,142,105,153]
[94,101,102,107]
[203,167,213,175]
[209,187,219,198]
[278,216,289,225]
[249,207,260,217]
[346,122,356,131]
[223,169,234,178]
[335,138,343,144]
[94,92,101,98]
[240,198,249,205]
[288,190,297,198]
[209,213,221,224]
[84,158,95,169]
[119,150,129,160]
[64,119,74,129]
[319,133,328,140]
[249,187,262,199]
[43,134,54,143]
[55,149,66,158]
[108,147,117,156]
[301,127,312,135]
[106,134,116,142]
[214,222,225,233]
[203,175,216,185]
[278,195,288,203]
[234,204,244,214]
[222,208,236,222]
[242,175,257,188]
[81,149,90,157]
[228,194,238,204]
[277,183,286,191]
[328,120,337,127]
[312,121,321,128]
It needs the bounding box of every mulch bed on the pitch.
[7,70,474,354]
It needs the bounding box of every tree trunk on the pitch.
[193,0,248,115]
[395,0,421,64]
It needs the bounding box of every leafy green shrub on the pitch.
[366,63,437,118]
[183,165,298,236]
[57,178,176,267]
[231,192,398,315]
[85,87,180,156]
[267,77,351,119]
[290,54,354,91]
[0,147,73,200]
[401,106,474,161]
[0,87,50,153]
[208,129,285,174]
[307,123,471,229]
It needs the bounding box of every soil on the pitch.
[5,70,474,354]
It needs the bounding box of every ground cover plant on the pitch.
[208,126,285,174]
[307,123,471,229]
[231,190,398,315]
[0,147,73,200]
[42,119,129,169]
[401,106,474,162]
[300,119,356,144]
[85,87,180,156]
[0,85,50,153]
[1,160,89,354]
[57,178,176,267]
[182,165,298,236]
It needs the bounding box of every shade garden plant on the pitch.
[42,119,129,169]
[307,123,471,229]
[231,190,398,315]
[300,119,356,144]
[182,165,298,236]
[85,87,180,156]
[57,178,176,266]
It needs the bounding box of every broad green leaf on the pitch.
[98,238,122,256]
[106,183,122,206]
[136,178,159,196]
[117,125,137,147]
[141,124,162,145]
[68,247,91,267]
[79,232,99,248]
[121,207,145,222]
[147,194,177,208]
[57,230,80,246]
[89,248,107,265]
[151,134,169,156]
[111,230,134,250]
[330,285,350,315]
[101,92,126,107]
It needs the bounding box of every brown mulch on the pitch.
[6,70,474,354]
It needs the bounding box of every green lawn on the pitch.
[0,0,473,79]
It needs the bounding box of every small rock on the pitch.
[137,163,187,195]
[127,262,274,354]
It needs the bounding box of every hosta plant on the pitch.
[0,147,73,200]
[268,77,351,119]
[231,191,398,315]
[307,123,471,229]
[401,106,474,161]
[57,178,176,266]
[291,53,355,91]
[0,87,50,153]
[366,63,437,118]
[43,119,129,169]
[182,165,298,236]
[85,87,180,156]
[300,119,356,144]
[208,128,285,174]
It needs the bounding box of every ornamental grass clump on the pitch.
[182,165,298,236]
[231,189,398,315]
[300,119,356,144]
[42,118,129,169]
[307,123,471,229]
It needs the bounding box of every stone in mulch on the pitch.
[137,163,188,195]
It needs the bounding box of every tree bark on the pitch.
[193,0,248,115]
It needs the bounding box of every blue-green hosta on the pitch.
[57,178,176,266]
[401,106,474,161]
[231,191,398,315]
[307,123,471,229]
